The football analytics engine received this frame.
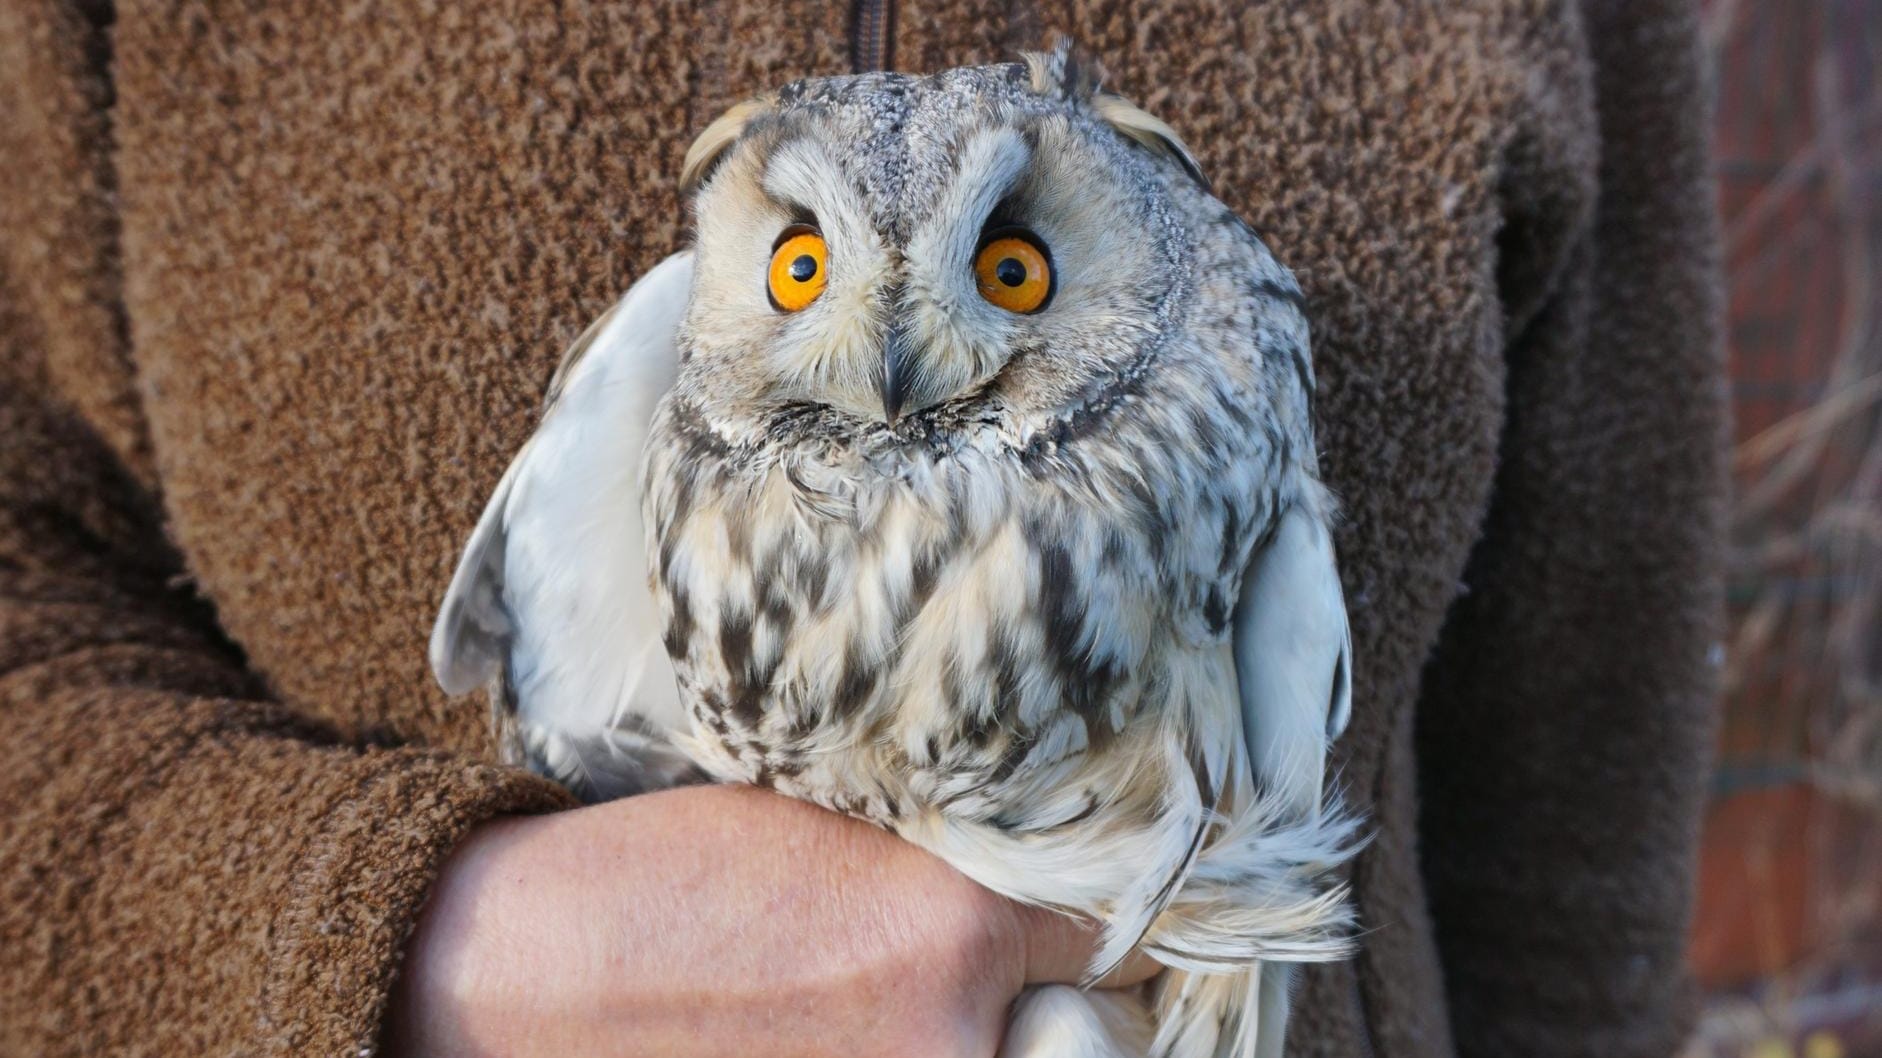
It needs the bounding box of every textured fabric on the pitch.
[0,1,1723,1055]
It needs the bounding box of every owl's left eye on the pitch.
[768,227,828,312]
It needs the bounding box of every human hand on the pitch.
[386,783,1153,1058]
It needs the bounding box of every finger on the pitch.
[1017,904,1161,987]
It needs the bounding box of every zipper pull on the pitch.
[848,0,897,72]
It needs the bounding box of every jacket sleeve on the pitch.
[0,5,573,1056]
[1414,2,1726,1056]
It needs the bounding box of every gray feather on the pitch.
[431,253,696,798]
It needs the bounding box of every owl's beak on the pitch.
[879,322,916,424]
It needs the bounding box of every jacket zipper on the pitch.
[848,0,897,72]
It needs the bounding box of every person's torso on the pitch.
[105,4,1556,1053]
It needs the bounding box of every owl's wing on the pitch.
[1233,485,1350,819]
[1231,482,1352,1058]
[430,251,698,800]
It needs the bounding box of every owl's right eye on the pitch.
[768,227,827,312]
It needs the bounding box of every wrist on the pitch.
[384,815,543,1058]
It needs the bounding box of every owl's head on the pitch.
[675,44,1216,433]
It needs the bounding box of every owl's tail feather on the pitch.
[1137,791,1362,1058]
[1137,787,1364,975]
[1147,967,1256,1058]
[1148,961,1295,1058]
[1253,965,1293,1058]
[907,762,1361,1058]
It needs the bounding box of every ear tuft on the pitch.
[1023,35,1102,102]
[680,97,772,192]
[1091,92,1210,190]
[1023,38,1209,190]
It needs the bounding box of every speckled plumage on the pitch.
[436,46,1359,1058]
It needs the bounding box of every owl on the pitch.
[432,44,1358,1058]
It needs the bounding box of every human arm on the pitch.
[1413,2,1727,1055]
[0,3,581,1052]
[388,783,1150,1058]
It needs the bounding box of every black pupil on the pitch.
[995,257,1028,287]
[789,254,817,283]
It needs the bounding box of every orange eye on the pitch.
[974,231,1054,314]
[768,228,828,312]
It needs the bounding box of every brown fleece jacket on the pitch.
[0,1,1724,1055]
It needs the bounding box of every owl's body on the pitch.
[435,50,1357,1058]
[651,187,1287,817]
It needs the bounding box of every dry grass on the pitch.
[1688,0,1882,1054]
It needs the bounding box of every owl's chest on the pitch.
[644,426,1268,824]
